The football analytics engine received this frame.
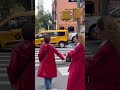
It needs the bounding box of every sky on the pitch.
[43,0,52,13]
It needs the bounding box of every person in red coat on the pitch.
[65,33,85,90]
[86,16,120,90]
[7,23,35,90]
[37,35,64,90]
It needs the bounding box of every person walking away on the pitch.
[7,23,35,90]
[37,35,64,90]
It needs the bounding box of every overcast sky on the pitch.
[43,0,52,13]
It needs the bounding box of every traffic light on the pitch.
[60,11,71,20]
[73,8,80,20]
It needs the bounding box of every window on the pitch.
[111,9,120,18]
[0,15,34,31]
[68,0,77,2]
[57,32,65,36]
[35,33,46,39]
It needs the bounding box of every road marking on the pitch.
[0,73,8,77]
[0,64,8,66]
[35,60,63,63]
[57,67,69,76]
[0,68,7,71]
[0,81,10,85]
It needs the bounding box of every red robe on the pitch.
[37,43,64,78]
[7,41,35,90]
[86,41,120,90]
[67,43,85,90]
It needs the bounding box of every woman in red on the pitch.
[86,16,120,90]
[66,33,85,90]
[37,35,64,90]
[7,23,35,90]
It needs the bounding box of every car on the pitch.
[68,25,85,43]
[35,30,69,48]
[0,11,34,48]
[85,7,120,39]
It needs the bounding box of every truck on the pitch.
[85,7,120,39]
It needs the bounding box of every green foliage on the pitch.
[35,9,53,34]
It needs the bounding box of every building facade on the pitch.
[52,0,85,32]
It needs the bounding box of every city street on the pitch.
[0,40,101,90]
[35,40,101,90]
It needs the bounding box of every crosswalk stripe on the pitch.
[0,68,7,71]
[0,73,8,77]
[35,60,63,63]
[0,64,8,66]
[0,81,10,85]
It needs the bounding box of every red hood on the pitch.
[14,41,34,59]
[42,43,51,52]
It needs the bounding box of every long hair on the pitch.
[97,16,120,56]
[76,33,85,47]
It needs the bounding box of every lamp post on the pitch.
[77,0,81,33]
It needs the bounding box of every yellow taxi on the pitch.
[0,11,34,48]
[35,30,69,48]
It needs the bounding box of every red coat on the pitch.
[37,43,64,78]
[86,41,120,90]
[67,43,85,90]
[7,41,35,90]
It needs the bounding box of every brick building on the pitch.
[52,0,85,32]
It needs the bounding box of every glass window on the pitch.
[0,15,33,31]
[68,0,77,2]
[111,9,120,18]
[35,33,45,39]
[57,32,65,36]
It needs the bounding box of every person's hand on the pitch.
[63,53,68,56]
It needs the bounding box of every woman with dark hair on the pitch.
[37,35,64,90]
[65,33,85,90]
[7,23,35,90]
[86,16,120,90]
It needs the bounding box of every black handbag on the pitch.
[66,56,72,62]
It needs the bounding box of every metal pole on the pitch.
[48,25,49,30]
[31,0,33,11]
[56,20,57,30]
[77,0,81,33]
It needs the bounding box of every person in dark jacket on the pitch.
[7,23,35,90]
[86,16,120,90]
[38,35,64,90]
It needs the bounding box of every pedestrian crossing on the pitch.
[0,51,11,86]
[35,47,74,67]
[0,45,94,86]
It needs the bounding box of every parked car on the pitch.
[69,25,85,43]
[85,7,120,39]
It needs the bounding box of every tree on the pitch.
[35,9,53,34]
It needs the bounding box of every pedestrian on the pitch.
[86,16,120,90]
[37,35,64,90]
[7,23,35,90]
[65,33,85,90]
